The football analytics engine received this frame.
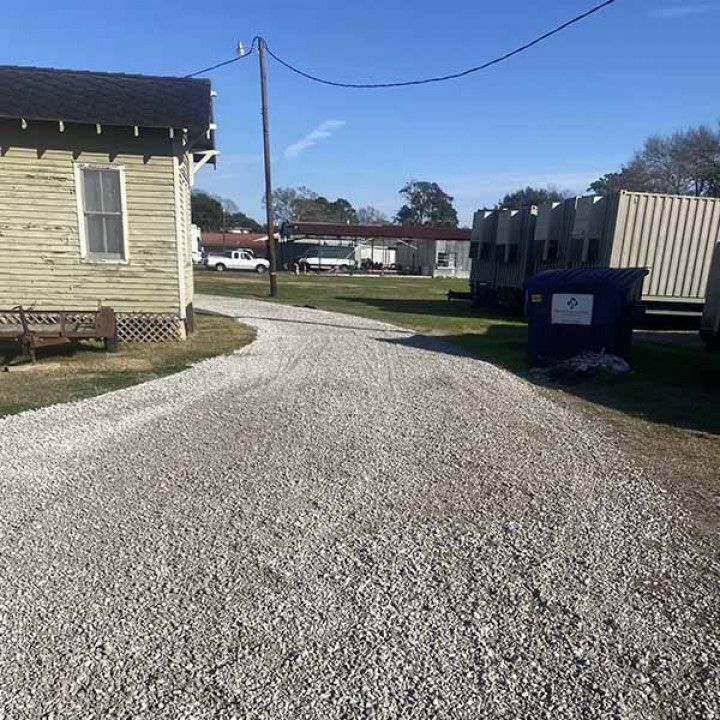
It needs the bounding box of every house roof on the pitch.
[0,65,214,149]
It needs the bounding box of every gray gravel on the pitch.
[0,294,717,719]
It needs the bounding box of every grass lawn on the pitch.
[0,313,254,418]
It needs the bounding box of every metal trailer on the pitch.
[469,206,537,307]
[607,192,720,310]
[540,191,720,310]
[469,210,498,300]
[396,238,471,278]
[470,191,720,312]
[700,242,720,350]
[533,196,580,271]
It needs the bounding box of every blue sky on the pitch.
[2,0,719,225]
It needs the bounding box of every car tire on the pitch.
[256,265,267,274]
[215,263,226,272]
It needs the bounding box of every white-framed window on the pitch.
[74,163,129,262]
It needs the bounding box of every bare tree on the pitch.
[356,206,390,224]
[589,124,720,197]
[265,186,318,225]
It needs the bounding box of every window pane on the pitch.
[101,170,122,212]
[86,215,105,254]
[83,169,102,212]
[104,215,124,256]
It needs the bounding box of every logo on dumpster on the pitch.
[551,293,594,325]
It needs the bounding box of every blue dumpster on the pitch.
[524,268,648,365]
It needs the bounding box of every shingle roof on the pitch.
[0,65,214,144]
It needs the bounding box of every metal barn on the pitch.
[395,238,471,278]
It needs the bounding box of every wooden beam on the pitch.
[191,150,219,183]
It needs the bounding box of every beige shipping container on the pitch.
[609,191,720,305]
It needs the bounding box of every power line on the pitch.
[185,38,258,78]
[263,0,618,89]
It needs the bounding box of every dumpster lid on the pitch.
[525,267,648,293]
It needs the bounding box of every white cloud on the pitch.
[650,3,719,18]
[284,120,346,159]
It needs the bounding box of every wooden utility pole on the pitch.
[258,37,279,296]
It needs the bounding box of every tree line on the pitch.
[191,122,720,231]
[192,181,461,231]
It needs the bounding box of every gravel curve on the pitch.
[0,294,717,719]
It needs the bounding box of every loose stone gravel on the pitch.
[0,294,717,719]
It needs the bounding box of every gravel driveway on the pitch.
[0,294,717,719]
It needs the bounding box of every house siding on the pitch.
[0,121,183,317]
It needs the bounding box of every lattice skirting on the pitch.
[0,311,97,327]
[116,314,186,343]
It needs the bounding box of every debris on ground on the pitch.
[532,351,631,383]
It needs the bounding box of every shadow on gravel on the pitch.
[380,329,720,437]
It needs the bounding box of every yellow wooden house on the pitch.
[0,65,217,341]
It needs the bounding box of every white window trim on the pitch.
[73,162,130,264]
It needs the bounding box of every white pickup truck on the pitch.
[204,250,270,274]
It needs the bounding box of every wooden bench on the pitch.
[0,306,118,362]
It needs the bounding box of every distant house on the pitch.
[0,65,217,341]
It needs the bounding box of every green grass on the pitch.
[0,313,254,417]
[197,270,720,435]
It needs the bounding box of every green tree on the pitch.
[227,210,263,232]
[297,196,358,224]
[191,191,224,231]
[395,181,458,227]
[191,191,263,231]
[588,163,655,195]
[497,186,569,209]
